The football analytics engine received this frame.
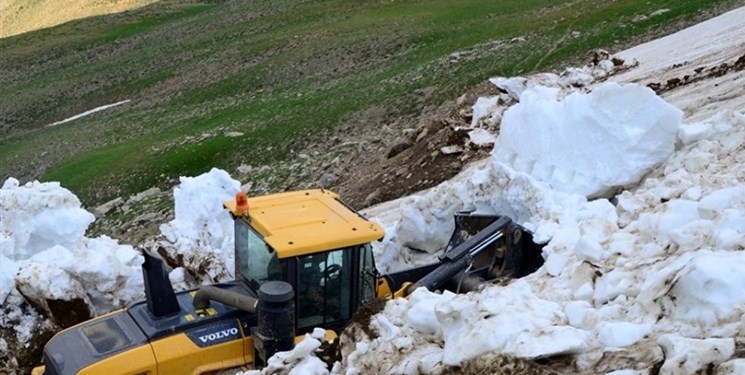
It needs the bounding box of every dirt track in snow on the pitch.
[613,6,745,121]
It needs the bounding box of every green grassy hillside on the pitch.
[0,0,738,206]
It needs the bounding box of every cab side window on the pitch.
[235,220,282,290]
[296,249,351,329]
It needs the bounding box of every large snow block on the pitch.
[1,178,94,260]
[492,82,682,198]
[159,168,240,282]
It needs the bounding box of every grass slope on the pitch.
[0,0,737,206]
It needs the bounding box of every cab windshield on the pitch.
[235,219,282,290]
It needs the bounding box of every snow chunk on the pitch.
[0,256,19,304]
[468,128,496,146]
[15,259,91,305]
[406,288,456,336]
[490,76,530,101]
[677,111,740,145]
[717,359,745,375]
[396,198,457,254]
[665,251,745,327]
[1,179,94,260]
[471,96,500,127]
[658,334,734,375]
[493,82,682,198]
[510,325,589,359]
[437,280,588,365]
[597,322,653,348]
[238,334,329,375]
[159,168,241,282]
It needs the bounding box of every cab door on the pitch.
[295,248,353,334]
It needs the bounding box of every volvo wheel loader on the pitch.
[32,189,544,375]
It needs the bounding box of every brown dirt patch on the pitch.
[647,51,745,94]
[320,81,501,210]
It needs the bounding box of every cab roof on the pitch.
[225,189,384,258]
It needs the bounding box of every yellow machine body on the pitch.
[34,189,543,375]
[225,189,383,258]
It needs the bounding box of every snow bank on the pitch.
[0,167,242,332]
[0,168,248,375]
[158,167,241,283]
[375,82,670,272]
[0,178,144,343]
[352,81,745,373]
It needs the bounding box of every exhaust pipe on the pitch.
[192,286,259,313]
[142,250,180,317]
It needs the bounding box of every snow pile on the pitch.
[345,284,587,374]
[237,329,331,375]
[0,179,144,338]
[375,82,679,272]
[0,169,247,372]
[158,167,241,283]
[347,83,745,373]
[0,166,242,336]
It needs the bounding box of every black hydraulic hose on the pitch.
[193,286,258,313]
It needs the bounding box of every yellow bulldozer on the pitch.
[32,189,544,375]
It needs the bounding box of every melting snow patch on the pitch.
[46,100,131,127]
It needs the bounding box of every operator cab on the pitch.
[226,190,383,334]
